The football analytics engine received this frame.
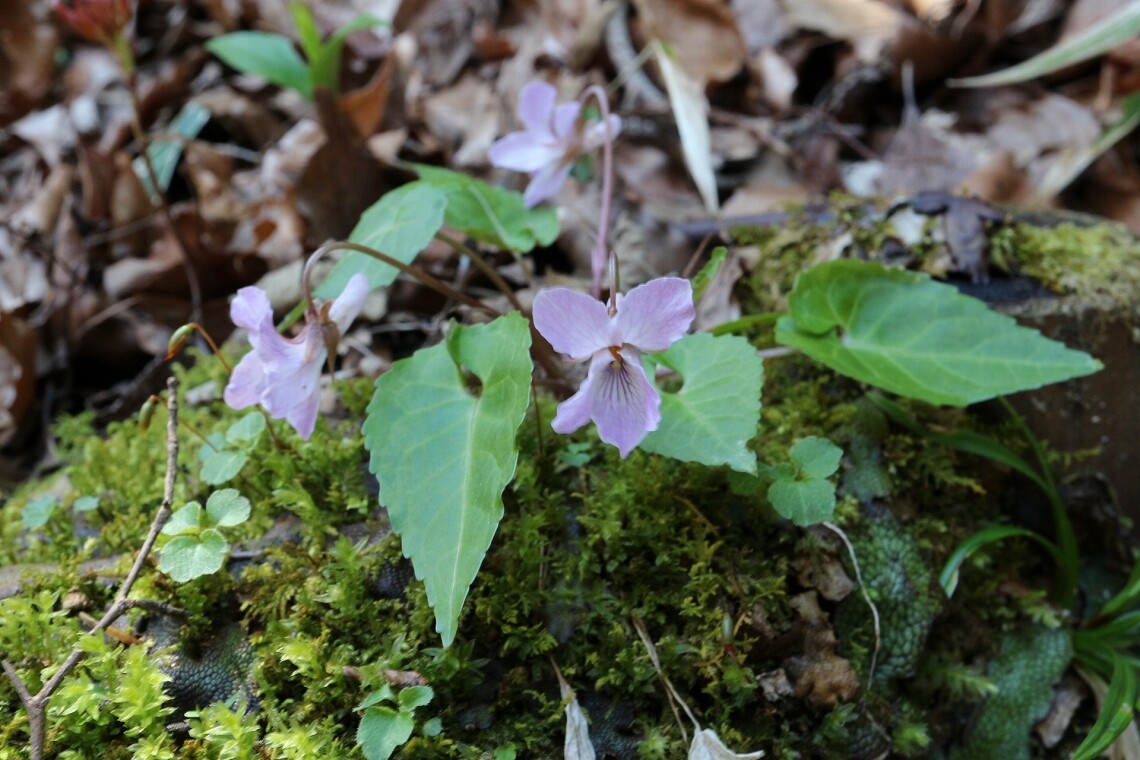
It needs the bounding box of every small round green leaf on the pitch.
[225,411,265,446]
[357,706,415,760]
[72,495,99,513]
[162,502,203,536]
[768,479,836,526]
[397,685,434,710]
[22,496,57,530]
[200,450,248,485]
[205,488,251,528]
[157,529,229,583]
[788,436,842,479]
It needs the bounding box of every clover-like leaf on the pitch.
[225,411,266,447]
[158,529,229,583]
[73,495,99,513]
[358,706,415,760]
[768,479,836,526]
[775,259,1102,406]
[204,489,251,528]
[788,436,842,479]
[641,333,762,474]
[363,314,533,646]
[162,502,204,536]
[200,448,248,485]
[22,496,57,530]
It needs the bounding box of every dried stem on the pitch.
[2,377,182,759]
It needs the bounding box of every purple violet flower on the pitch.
[533,277,695,458]
[223,273,369,440]
[488,80,621,208]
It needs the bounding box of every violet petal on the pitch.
[328,272,370,334]
[587,348,660,458]
[614,277,695,352]
[533,288,613,360]
[488,132,563,172]
[523,161,573,207]
[517,80,558,134]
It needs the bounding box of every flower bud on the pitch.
[53,0,133,46]
[165,323,197,361]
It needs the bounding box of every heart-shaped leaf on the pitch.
[775,260,1102,406]
[641,333,762,473]
[363,314,533,646]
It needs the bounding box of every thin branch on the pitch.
[2,377,181,760]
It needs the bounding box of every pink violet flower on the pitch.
[488,80,621,208]
[223,273,369,440]
[533,277,695,458]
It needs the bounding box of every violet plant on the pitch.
[205,78,1108,755]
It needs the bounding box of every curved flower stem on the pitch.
[581,84,617,302]
[434,231,525,313]
[301,241,501,319]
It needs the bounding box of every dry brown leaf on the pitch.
[782,0,900,62]
[296,91,393,241]
[632,0,747,85]
[0,312,35,447]
[730,0,789,54]
[422,73,499,167]
[783,592,860,708]
[10,106,76,168]
[0,0,58,122]
[9,165,73,237]
[755,48,797,112]
[340,53,394,138]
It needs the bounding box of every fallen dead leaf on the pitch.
[0,0,58,123]
[422,73,499,167]
[554,664,596,760]
[0,311,35,447]
[689,728,765,760]
[784,592,860,707]
[653,41,719,212]
[782,0,900,62]
[632,0,747,86]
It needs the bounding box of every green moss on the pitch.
[0,312,1097,758]
[992,221,1140,318]
[949,625,1072,760]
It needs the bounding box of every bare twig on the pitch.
[2,377,181,759]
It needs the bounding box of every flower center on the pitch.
[607,345,622,369]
